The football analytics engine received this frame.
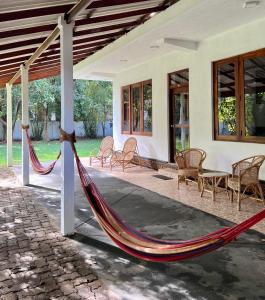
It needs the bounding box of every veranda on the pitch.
[1,1,265,299]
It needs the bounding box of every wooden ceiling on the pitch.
[0,0,177,87]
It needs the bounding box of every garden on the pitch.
[0,76,112,165]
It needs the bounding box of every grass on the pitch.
[0,139,102,166]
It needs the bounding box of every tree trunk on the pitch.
[0,118,7,142]
[12,100,21,131]
[43,107,49,142]
[101,122,105,137]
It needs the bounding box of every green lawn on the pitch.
[0,139,102,166]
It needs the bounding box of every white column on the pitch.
[6,83,13,167]
[21,64,29,185]
[58,16,75,236]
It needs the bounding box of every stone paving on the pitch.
[0,168,106,300]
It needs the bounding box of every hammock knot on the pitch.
[21,124,30,130]
[60,128,76,144]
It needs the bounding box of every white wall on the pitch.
[113,17,265,179]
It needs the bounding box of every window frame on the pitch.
[141,79,153,136]
[121,85,131,134]
[213,48,265,143]
[121,79,152,136]
[131,82,142,135]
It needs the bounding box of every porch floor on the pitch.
[2,161,265,299]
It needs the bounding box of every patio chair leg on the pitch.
[89,157,92,166]
[197,178,201,192]
[230,189,234,203]
[257,183,265,206]
[237,191,241,211]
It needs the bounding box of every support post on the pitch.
[58,16,75,236]
[21,64,29,185]
[6,83,13,167]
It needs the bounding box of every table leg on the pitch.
[225,175,230,200]
[200,177,205,197]
[212,177,216,201]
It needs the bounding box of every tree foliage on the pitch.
[0,77,112,141]
[74,80,112,137]
[0,85,21,140]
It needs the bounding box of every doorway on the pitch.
[168,69,190,162]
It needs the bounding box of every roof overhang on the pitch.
[0,0,176,87]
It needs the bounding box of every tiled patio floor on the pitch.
[6,161,265,300]
[85,159,265,234]
[0,168,106,300]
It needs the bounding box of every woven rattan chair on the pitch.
[175,148,206,190]
[89,136,114,167]
[110,137,140,171]
[228,155,265,210]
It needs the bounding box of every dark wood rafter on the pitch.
[0,39,110,61]
[0,31,122,52]
[0,0,152,23]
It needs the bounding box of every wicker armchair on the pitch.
[110,137,140,171]
[228,155,265,210]
[89,136,114,167]
[175,148,206,190]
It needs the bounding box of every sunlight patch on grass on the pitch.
[0,139,102,166]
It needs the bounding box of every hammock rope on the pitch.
[60,128,265,262]
[22,124,61,175]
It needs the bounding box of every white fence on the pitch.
[0,120,112,141]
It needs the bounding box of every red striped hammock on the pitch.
[61,132,265,262]
[23,126,61,175]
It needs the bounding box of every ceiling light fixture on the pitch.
[243,0,260,8]
[150,12,156,17]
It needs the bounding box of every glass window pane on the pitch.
[143,83,152,132]
[217,63,237,136]
[169,70,189,87]
[122,88,129,131]
[244,56,265,137]
[174,93,189,151]
[132,86,141,132]
[175,128,190,152]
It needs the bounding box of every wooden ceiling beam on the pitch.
[75,6,163,26]
[74,20,138,37]
[0,4,73,23]
[0,24,55,39]
[0,0,151,23]
[0,50,90,70]
[0,39,109,61]
[0,5,155,40]
[0,31,121,52]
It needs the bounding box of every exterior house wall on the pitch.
[113,17,265,179]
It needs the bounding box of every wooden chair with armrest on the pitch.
[175,148,206,190]
[110,137,141,172]
[228,155,265,210]
[89,136,114,167]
